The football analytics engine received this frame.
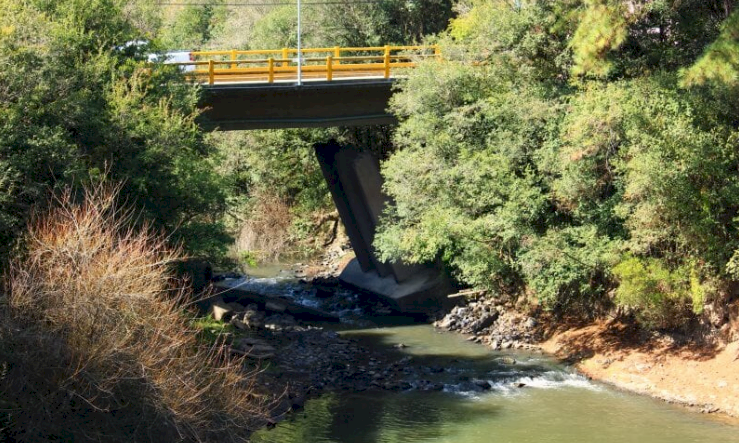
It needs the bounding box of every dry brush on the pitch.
[0,183,268,442]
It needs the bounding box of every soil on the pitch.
[539,319,739,417]
[435,293,739,419]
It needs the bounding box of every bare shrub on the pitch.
[1,183,268,442]
[236,190,293,262]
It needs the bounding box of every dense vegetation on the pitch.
[0,1,451,440]
[376,0,739,329]
[3,0,739,440]
[0,0,231,264]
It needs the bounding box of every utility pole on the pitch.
[297,0,302,86]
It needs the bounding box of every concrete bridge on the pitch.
[183,46,450,313]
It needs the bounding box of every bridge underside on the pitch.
[198,80,396,131]
[197,81,451,313]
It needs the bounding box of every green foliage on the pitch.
[246,0,453,49]
[160,2,227,49]
[190,314,235,344]
[519,225,618,312]
[569,0,630,78]
[612,256,711,329]
[378,59,554,293]
[248,5,298,49]
[681,8,739,86]
[0,0,230,263]
[378,0,739,327]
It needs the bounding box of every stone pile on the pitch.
[434,298,542,351]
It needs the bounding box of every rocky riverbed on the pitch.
[433,295,544,352]
[201,275,484,426]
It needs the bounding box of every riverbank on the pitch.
[213,246,739,426]
[540,320,739,417]
[434,294,739,418]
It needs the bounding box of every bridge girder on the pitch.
[198,80,397,131]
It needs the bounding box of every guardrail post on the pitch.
[208,59,215,85]
[282,48,289,67]
[383,45,391,79]
[334,46,341,65]
[326,55,333,81]
[434,44,441,60]
[230,49,237,69]
[268,57,274,83]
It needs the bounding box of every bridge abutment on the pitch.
[314,141,452,314]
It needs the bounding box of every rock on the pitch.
[243,309,265,329]
[231,342,275,359]
[470,312,499,332]
[458,381,484,392]
[473,380,492,390]
[439,316,457,330]
[496,356,516,365]
[429,383,445,391]
[394,343,408,349]
[235,337,270,348]
[290,395,306,410]
[502,341,513,349]
[227,302,245,313]
[210,296,233,322]
[265,300,287,313]
[231,318,248,330]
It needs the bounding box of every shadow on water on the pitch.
[230,270,739,443]
[252,391,503,443]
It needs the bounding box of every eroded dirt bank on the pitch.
[540,321,739,417]
[435,295,739,418]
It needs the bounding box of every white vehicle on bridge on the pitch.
[147,50,195,72]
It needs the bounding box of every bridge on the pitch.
[184,45,451,313]
[178,46,438,130]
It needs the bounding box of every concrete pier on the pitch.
[314,141,451,313]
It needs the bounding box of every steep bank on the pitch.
[434,296,739,418]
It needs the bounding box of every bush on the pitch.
[612,256,709,330]
[0,183,267,442]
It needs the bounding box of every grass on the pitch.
[0,183,269,442]
[191,314,237,345]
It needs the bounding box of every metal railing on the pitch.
[166,45,440,85]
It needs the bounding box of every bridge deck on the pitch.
[165,45,438,85]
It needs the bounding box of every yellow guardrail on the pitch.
[167,45,440,85]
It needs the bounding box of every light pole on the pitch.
[297,0,302,85]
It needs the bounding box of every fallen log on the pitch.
[447,289,486,299]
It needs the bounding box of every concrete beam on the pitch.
[198,80,397,131]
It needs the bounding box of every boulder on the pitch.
[210,296,233,322]
[470,311,499,333]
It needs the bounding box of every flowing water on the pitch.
[234,269,739,443]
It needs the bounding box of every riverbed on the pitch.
[228,268,739,443]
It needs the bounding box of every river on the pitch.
[233,269,739,443]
